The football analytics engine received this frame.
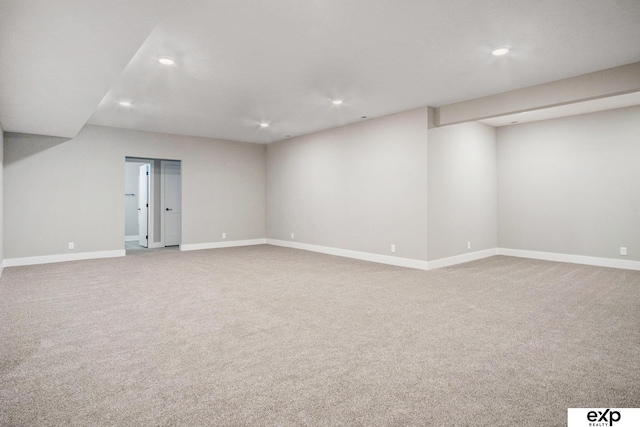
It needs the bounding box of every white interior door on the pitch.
[163,161,181,246]
[138,164,149,247]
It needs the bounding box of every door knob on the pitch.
[165,208,172,211]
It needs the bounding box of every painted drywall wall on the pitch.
[4,125,266,259]
[0,122,4,267]
[267,108,429,261]
[124,162,142,237]
[427,122,497,260]
[497,105,640,261]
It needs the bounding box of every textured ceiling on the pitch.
[1,0,640,143]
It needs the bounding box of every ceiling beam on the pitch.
[435,62,640,127]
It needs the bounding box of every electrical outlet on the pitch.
[222,232,226,239]
[291,233,295,239]
[391,244,396,253]
[68,242,74,250]
[467,241,471,250]
[620,247,627,256]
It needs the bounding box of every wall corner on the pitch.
[427,107,438,129]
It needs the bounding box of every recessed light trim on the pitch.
[158,56,175,65]
[260,122,270,128]
[118,101,132,107]
[492,46,511,56]
[332,99,343,105]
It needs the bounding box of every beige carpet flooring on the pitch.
[1,245,639,426]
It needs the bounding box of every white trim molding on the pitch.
[266,239,499,270]
[264,241,640,271]
[3,250,126,267]
[426,248,498,270]
[3,243,636,273]
[125,235,139,241]
[266,239,431,270]
[497,248,640,271]
[180,239,267,252]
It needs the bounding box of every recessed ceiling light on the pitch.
[158,57,175,65]
[118,101,132,107]
[492,46,511,56]
[260,122,270,128]
[332,99,343,105]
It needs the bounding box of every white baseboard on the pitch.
[426,248,499,270]
[3,243,635,272]
[264,241,640,272]
[266,239,431,270]
[3,250,126,268]
[125,235,139,241]
[497,248,640,271]
[180,239,267,252]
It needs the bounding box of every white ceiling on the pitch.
[1,0,640,143]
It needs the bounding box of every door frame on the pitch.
[145,160,165,248]
[126,157,161,248]
[138,163,150,247]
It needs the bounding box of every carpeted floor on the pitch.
[1,245,639,426]
[124,240,179,253]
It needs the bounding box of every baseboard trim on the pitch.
[426,248,499,270]
[180,239,267,252]
[124,235,138,242]
[266,239,431,270]
[497,248,640,271]
[263,241,640,271]
[3,244,635,271]
[3,250,126,267]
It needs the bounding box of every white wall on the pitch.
[4,125,266,259]
[267,108,429,261]
[4,104,638,268]
[497,105,640,261]
[0,121,4,270]
[427,122,497,260]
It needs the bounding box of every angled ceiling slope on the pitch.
[0,0,174,138]
[2,0,640,142]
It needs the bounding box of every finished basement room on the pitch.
[1,1,639,425]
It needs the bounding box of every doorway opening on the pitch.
[124,157,182,253]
